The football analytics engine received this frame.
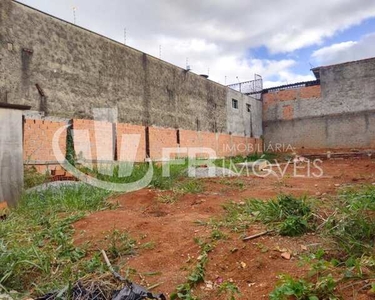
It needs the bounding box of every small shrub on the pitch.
[279,216,309,237]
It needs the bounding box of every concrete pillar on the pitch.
[0,103,30,206]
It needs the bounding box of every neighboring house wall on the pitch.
[263,58,375,150]
[227,89,263,138]
[0,0,260,138]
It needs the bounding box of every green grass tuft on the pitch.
[0,186,112,295]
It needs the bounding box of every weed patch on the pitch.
[270,185,375,299]
[324,185,375,258]
[171,239,214,300]
[158,179,204,204]
[0,186,115,295]
[24,167,51,189]
[218,281,240,300]
[270,274,338,300]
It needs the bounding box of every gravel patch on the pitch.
[26,181,86,194]
[187,166,238,178]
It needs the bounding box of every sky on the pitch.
[17,0,375,88]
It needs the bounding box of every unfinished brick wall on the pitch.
[24,118,262,171]
[72,119,114,161]
[217,134,233,157]
[23,119,67,173]
[179,130,261,158]
[179,130,200,149]
[198,132,217,158]
[116,123,146,162]
[282,105,294,120]
[263,85,321,112]
[232,136,254,156]
[148,127,179,160]
[24,119,67,162]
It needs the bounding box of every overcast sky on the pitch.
[18,0,375,87]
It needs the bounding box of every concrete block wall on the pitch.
[0,0,263,140]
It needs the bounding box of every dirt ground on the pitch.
[73,157,375,299]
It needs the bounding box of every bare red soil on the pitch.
[73,158,375,299]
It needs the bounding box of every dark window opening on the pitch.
[246,104,251,112]
[232,99,238,109]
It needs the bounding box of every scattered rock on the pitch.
[187,167,237,178]
[248,282,256,288]
[281,252,291,260]
[204,281,214,290]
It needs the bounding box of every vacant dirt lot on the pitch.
[73,158,375,299]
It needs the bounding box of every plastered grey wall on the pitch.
[226,89,263,137]
[0,0,257,136]
[263,58,375,149]
[265,111,375,149]
[0,108,23,206]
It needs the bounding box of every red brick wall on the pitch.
[282,105,294,120]
[300,85,321,99]
[72,119,114,161]
[198,132,217,158]
[148,127,178,160]
[263,85,321,112]
[24,118,262,171]
[217,135,262,157]
[217,134,232,157]
[179,131,261,159]
[179,130,200,149]
[116,123,146,162]
[24,119,67,162]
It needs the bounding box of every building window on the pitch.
[232,99,238,109]
[246,104,251,112]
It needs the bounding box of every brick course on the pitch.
[148,127,178,160]
[24,118,262,171]
[116,123,146,162]
[72,119,114,161]
[263,85,321,112]
[23,119,67,162]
